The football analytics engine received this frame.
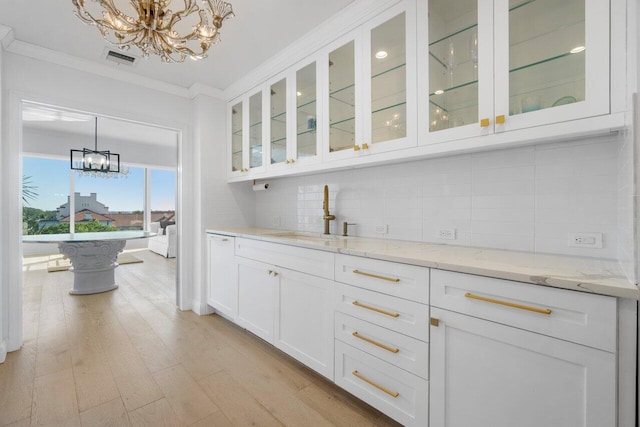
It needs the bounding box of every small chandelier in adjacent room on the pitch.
[71,117,121,175]
[71,0,234,63]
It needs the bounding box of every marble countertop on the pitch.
[206,227,639,300]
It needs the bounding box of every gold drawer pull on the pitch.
[480,118,490,127]
[353,270,400,283]
[352,331,399,353]
[353,145,361,151]
[465,292,552,315]
[352,301,399,318]
[495,114,506,124]
[352,370,399,398]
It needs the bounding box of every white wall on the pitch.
[195,94,254,314]
[0,30,6,363]
[1,52,195,353]
[256,134,624,260]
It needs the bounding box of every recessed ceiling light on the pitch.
[296,91,302,97]
[570,46,586,54]
[434,89,444,95]
[375,50,388,59]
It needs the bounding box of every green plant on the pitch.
[22,175,38,205]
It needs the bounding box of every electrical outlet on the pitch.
[567,232,603,248]
[272,216,281,227]
[374,224,388,234]
[438,228,456,240]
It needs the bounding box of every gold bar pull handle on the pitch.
[465,292,552,315]
[352,301,399,318]
[352,370,399,398]
[495,114,506,124]
[480,118,490,127]
[353,269,400,283]
[352,331,399,354]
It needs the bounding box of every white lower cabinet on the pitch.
[206,234,237,320]
[275,267,334,379]
[235,256,278,344]
[430,306,617,427]
[335,340,429,426]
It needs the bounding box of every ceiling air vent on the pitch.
[103,49,138,66]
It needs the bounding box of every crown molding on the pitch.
[222,0,401,102]
[189,82,224,100]
[0,24,14,49]
[5,38,193,99]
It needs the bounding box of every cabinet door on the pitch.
[236,257,277,344]
[493,0,609,132]
[228,99,245,177]
[323,30,362,161]
[247,89,266,173]
[430,307,616,427]
[293,57,322,166]
[274,268,334,380]
[267,75,291,169]
[419,0,494,144]
[207,235,237,320]
[363,1,417,153]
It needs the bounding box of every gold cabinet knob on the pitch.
[290,158,296,163]
[480,118,490,127]
[353,145,361,151]
[430,317,440,327]
[285,159,290,164]
[495,115,506,125]
[362,143,369,150]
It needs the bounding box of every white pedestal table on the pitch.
[23,231,156,295]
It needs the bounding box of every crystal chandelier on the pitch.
[71,0,234,63]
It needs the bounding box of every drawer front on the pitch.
[335,254,429,304]
[431,270,617,352]
[335,283,429,341]
[335,312,429,379]
[335,340,428,427]
[236,238,334,279]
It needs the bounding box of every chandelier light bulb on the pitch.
[72,0,235,63]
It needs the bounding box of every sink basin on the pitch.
[265,231,346,241]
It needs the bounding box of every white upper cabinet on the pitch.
[323,0,417,161]
[419,0,610,145]
[228,88,267,178]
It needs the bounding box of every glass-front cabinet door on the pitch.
[363,1,416,153]
[228,88,266,178]
[421,0,493,144]
[248,91,264,171]
[421,0,610,145]
[269,77,288,167]
[325,34,360,160]
[295,60,320,165]
[324,0,415,161]
[494,0,609,132]
[230,100,244,175]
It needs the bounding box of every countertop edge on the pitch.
[206,228,639,300]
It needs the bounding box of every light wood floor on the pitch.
[3,250,401,426]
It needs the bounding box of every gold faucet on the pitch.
[323,185,335,235]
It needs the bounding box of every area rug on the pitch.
[47,252,143,273]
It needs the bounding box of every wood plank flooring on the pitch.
[3,250,401,426]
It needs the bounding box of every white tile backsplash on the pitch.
[255,134,628,259]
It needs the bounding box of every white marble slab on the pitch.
[206,228,639,300]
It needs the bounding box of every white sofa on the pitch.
[148,222,177,258]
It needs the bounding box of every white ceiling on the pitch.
[0,0,354,91]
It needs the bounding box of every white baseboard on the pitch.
[0,340,7,364]
[191,299,214,316]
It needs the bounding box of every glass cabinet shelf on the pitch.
[270,112,286,122]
